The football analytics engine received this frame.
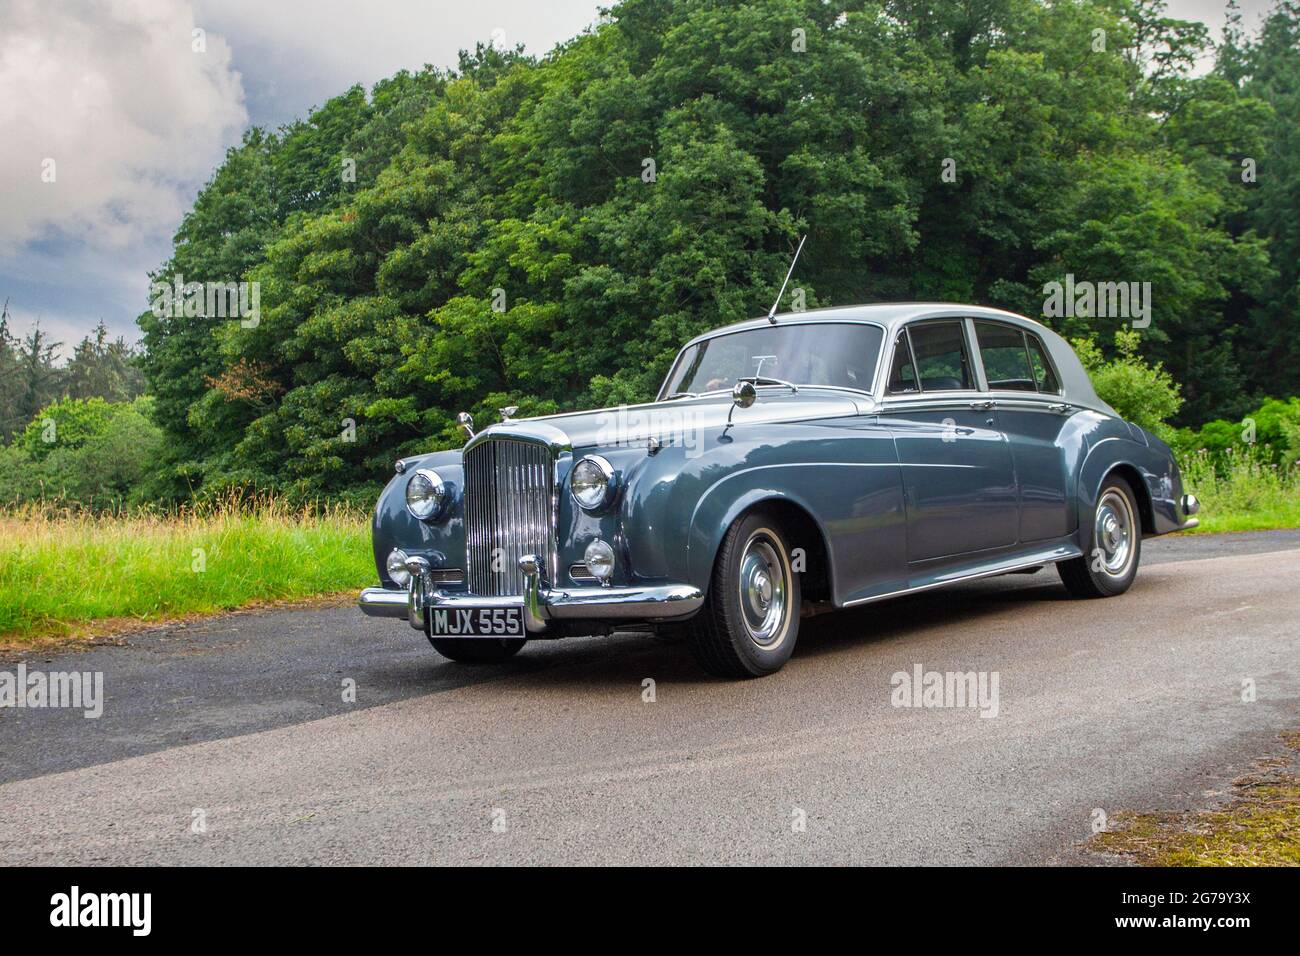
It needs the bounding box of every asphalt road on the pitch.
[1,530,1297,865]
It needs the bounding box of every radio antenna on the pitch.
[767,234,807,324]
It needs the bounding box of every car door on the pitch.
[970,320,1074,542]
[880,320,1019,564]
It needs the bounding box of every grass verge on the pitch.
[1181,451,1300,533]
[1086,732,1300,865]
[0,500,374,647]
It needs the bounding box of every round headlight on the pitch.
[405,469,446,520]
[571,456,615,511]
[584,539,616,583]
[386,548,411,587]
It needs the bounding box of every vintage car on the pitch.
[359,303,1199,678]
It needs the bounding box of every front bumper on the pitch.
[358,572,704,635]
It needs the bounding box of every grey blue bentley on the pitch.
[359,303,1199,678]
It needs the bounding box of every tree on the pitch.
[63,321,145,403]
[4,321,63,445]
[1073,329,1182,433]
[131,0,1300,500]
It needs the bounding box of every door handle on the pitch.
[1048,403,1074,414]
[969,400,994,410]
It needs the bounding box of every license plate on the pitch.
[429,606,523,637]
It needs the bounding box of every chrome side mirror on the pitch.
[727,380,757,427]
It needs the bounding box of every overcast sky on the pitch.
[0,0,1275,358]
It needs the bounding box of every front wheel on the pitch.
[429,637,527,664]
[1058,476,1142,598]
[686,511,801,678]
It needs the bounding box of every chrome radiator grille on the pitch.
[464,438,555,596]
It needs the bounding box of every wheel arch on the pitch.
[695,492,835,605]
[1094,461,1156,536]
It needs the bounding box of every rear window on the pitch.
[972,321,1063,395]
[974,321,1035,391]
[1026,333,1061,394]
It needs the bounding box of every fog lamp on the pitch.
[386,548,411,587]
[584,539,616,584]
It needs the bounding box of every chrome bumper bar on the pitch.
[358,560,703,635]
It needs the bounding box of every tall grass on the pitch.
[1180,448,1300,533]
[0,496,374,644]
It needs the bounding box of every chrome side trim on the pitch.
[878,395,1076,414]
[841,547,1081,608]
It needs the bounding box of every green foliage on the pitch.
[0,306,62,444]
[19,397,117,459]
[1170,395,1300,465]
[1179,444,1300,532]
[0,306,145,444]
[1073,329,1182,433]
[130,0,1300,500]
[3,398,167,510]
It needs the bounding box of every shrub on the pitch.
[1170,396,1300,469]
[3,398,167,510]
[1072,329,1182,434]
[18,396,116,460]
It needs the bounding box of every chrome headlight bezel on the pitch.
[405,468,447,521]
[570,455,617,512]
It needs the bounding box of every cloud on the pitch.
[0,0,248,256]
[193,0,604,129]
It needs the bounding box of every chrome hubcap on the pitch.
[1094,490,1134,577]
[738,534,788,647]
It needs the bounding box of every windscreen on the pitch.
[662,323,884,397]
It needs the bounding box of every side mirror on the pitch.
[727,381,757,428]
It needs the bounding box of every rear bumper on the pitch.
[1177,493,1200,530]
[359,578,704,635]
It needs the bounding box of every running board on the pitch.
[840,543,1081,608]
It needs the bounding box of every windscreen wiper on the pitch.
[737,376,799,393]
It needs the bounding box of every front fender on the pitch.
[618,419,905,603]
[371,450,465,585]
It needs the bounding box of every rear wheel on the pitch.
[686,511,801,678]
[429,637,527,664]
[1058,476,1142,598]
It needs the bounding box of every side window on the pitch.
[887,330,919,393]
[907,321,974,391]
[1025,333,1061,394]
[974,321,1035,392]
